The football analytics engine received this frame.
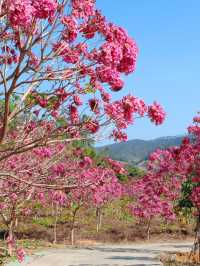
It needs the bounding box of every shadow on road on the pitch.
[107,255,159,262]
[68,264,160,266]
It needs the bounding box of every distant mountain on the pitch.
[97,136,185,165]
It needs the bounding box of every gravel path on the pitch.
[7,242,193,266]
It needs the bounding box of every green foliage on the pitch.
[117,165,145,182]
[84,146,97,158]
[105,198,134,222]
[72,136,94,149]
[178,177,195,209]
[177,174,199,224]
[56,117,66,128]
[72,140,106,163]
[127,165,145,178]
[32,217,55,228]
[33,202,43,210]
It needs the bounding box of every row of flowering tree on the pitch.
[0,0,166,262]
[0,143,125,257]
[128,115,200,258]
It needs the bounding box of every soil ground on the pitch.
[10,205,195,245]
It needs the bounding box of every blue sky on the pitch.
[96,0,200,142]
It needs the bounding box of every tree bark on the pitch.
[70,207,79,246]
[71,227,75,246]
[96,207,103,233]
[196,213,200,262]
[7,221,14,256]
[193,211,200,263]
[53,204,58,244]
[146,218,151,241]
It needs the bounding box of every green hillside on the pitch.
[97,136,185,165]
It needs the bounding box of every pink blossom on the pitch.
[89,99,99,113]
[62,16,78,42]
[112,130,128,142]
[7,0,35,29]
[79,156,93,168]
[73,95,82,106]
[96,66,124,91]
[191,186,200,209]
[51,191,67,206]
[16,248,26,263]
[33,0,57,19]
[85,120,100,133]
[71,0,95,19]
[148,102,166,125]
[69,105,79,124]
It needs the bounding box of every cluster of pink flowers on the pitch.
[0,45,18,65]
[96,24,138,75]
[98,42,123,69]
[71,0,95,19]
[34,147,53,158]
[68,167,123,208]
[7,0,35,29]
[191,186,200,209]
[53,41,80,64]
[85,120,100,133]
[112,130,128,142]
[79,156,93,168]
[96,66,124,91]
[62,16,78,42]
[5,0,57,29]
[130,115,200,224]
[148,102,166,125]
[69,105,79,124]
[0,0,166,144]
[49,191,68,206]
[33,0,57,19]
[105,96,146,129]
[16,248,26,263]
[128,173,177,221]
[92,173,122,206]
[104,96,165,141]
[6,235,26,263]
[106,158,127,175]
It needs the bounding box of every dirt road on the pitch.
[7,242,192,266]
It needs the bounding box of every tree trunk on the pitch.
[53,204,58,244]
[196,213,200,262]
[70,207,78,246]
[96,207,103,233]
[7,221,14,256]
[193,211,200,263]
[71,227,75,246]
[146,218,151,241]
[15,218,18,228]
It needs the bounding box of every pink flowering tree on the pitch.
[147,117,200,240]
[127,141,188,240]
[0,144,108,254]
[0,0,166,204]
[128,172,179,240]
[93,158,125,233]
[0,0,166,261]
[129,116,200,245]
[62,163,123,244]
[0,0,165,156]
